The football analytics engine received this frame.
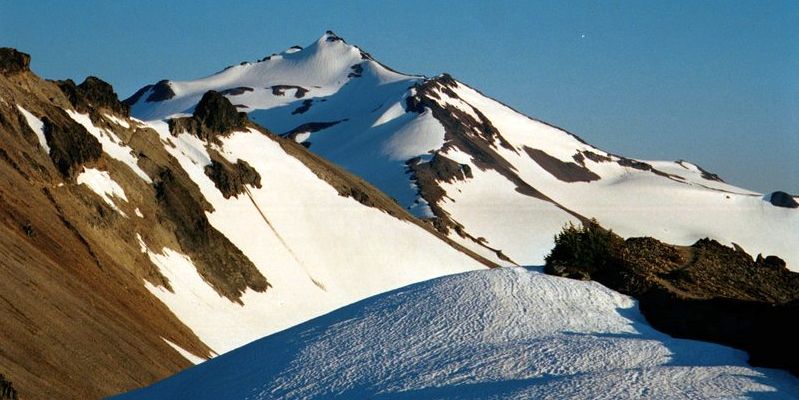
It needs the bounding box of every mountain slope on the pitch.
[127,32,799,269]
[0,48,490,399]
[115,267,799,399]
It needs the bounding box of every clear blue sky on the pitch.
[2,1,797,193]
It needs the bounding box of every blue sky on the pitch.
[2,1,797,193]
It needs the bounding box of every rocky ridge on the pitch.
[545,221,799,374]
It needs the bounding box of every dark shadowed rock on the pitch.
[42,116,102,177]
[282,120,343,141]
[169,90,249,142]
[122,84,152,106]
[0,48,30,76]
[292,99,313,115]
[55,76,130,116]
[270,85,308,98]
[193,90,247,133]
[768,191,798,208]
[154,168,269,302]
[404,75,588,235]
[146,80,176,102]
[0,374,18,400]
[544,221,799,375]
[348,63,364,78]
[524,146,600,183]
[193,90,243,131]
[204,151,262,199]
[219,86,254,96]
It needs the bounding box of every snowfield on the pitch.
[128,32,799,270]
[116,267,799,399]
[139,122,485,354]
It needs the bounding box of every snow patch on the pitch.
[138,124,485,354]
[104,113,131,129]
[381,108,445,161]
[16,105,50,153]
[76,167,128,216]
[162,338,206,365]
[66,110,152,183]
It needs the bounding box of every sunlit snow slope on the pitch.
[136,121,486,354]
[116,267,799,400]
[128,32,799,270]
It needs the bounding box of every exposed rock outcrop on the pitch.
[0,48,30,76]
[0,374,17,400]
[270,85,308,98]
[524,146,600,183]
[405,75,588,237]
[123,79,176,106]
[545,221,799,374]
[169,90,248,141]
[42,115,102,177]
[768,191,798,208]
[219,86,253,96]
[154,168,269,303]
[55,76,130,116]
[146,80,176,102]
[204,151,262,199]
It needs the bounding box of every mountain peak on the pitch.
[322,30,345,43]
[0,47,31,76]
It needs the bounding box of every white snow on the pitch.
[140,123,486,354]
[16,105,50,153]
[134,208,144,218]
[162,338,206,365]
[104,113,131,129]
[115,267,799,399]
[128,33,799,270]
[66,110,152,183]
[381,108,445,161]
[76,167,128,215]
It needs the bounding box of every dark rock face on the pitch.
[580,150,612,163]
[193,90,244,132]
[55,76,130,116]
[42,116,102,177]
[524,146,600,183]
[545,222,799,375]
[292,99,313,115]
[282,120,343,142]
[0,48,30,76]
[169,90,248,142]
[122,84,151,106]
[146,80,176,102]
[154,168,269,303]
[204,152,262,199]
[325,30,344,43]
[270,85,308,98]
[695,164,724,182]
[219,86,254,96]
[0,374,18,400]
[404,75,587,236]
[348,63,364,78]
[124,80,176,105]
[768,191,799,208]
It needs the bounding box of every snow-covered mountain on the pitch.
[0,47,490,399]
[115,267,799,399]
[128,31,799,269]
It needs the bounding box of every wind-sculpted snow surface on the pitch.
[116,268,799,400]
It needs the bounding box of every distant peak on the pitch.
[321,30,346,44]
